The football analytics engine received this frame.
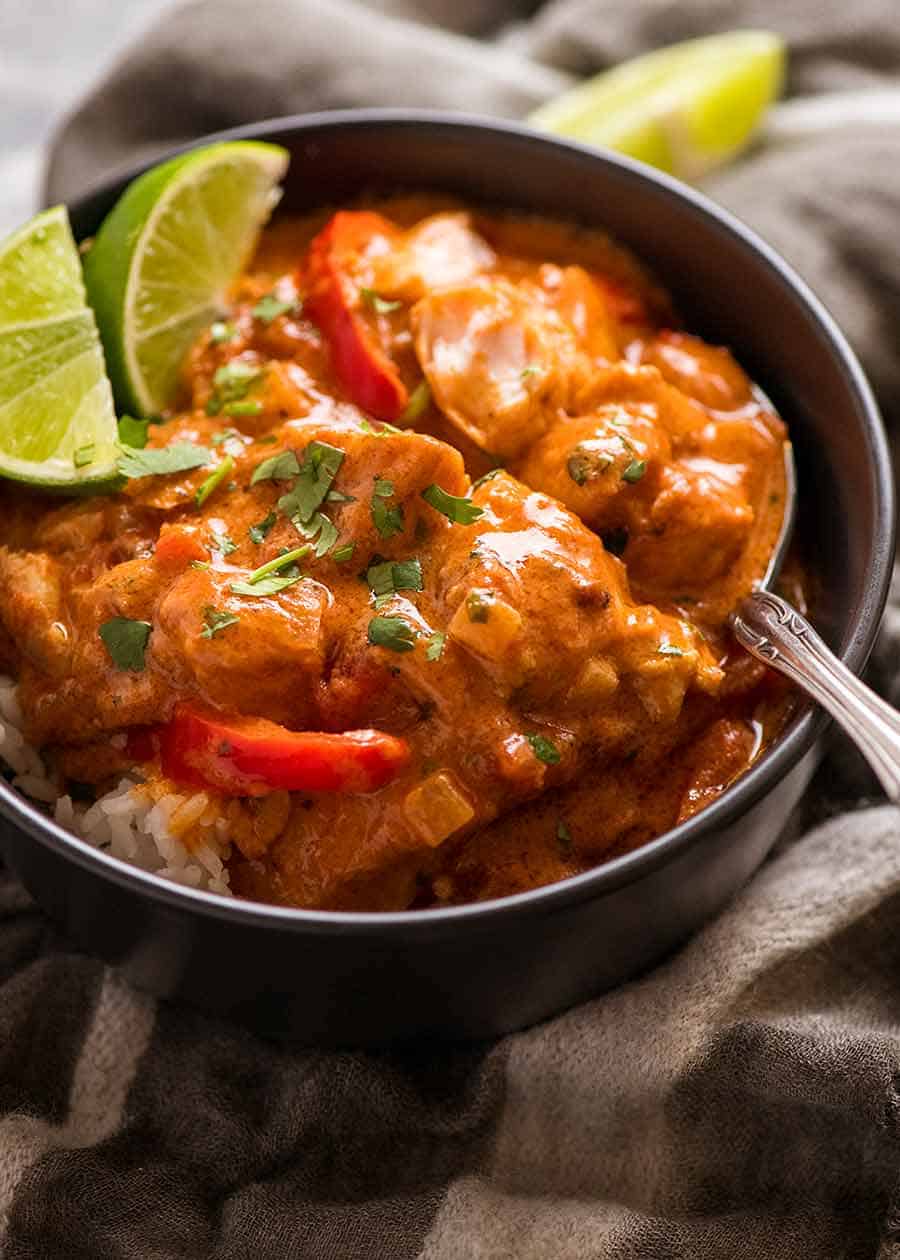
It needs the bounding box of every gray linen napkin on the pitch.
[3,2,900,1256]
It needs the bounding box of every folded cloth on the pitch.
[3,2,900,1256]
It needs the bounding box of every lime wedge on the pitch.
[83,141,289,416]
[0,206,119,488]
[529,30,785,180]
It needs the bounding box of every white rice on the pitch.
[0,675,232,895]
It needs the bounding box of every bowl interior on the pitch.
[43,113,895,922]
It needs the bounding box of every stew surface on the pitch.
[0,197,797,910]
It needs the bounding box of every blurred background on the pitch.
[0,0,170,229]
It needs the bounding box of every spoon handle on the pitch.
[732,590,900,803]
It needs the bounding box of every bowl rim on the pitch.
[7,107,894,936]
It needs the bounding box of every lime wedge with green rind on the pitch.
[529,30,785,181]
[0,206,119,489]
[83,140,289,417]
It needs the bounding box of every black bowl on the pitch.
[0,112,893,1045]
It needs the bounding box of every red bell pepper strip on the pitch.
[304,211,409,422]
[159,703,411,797]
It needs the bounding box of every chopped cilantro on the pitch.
[327,488,355,503]
[366,557,423,601]
[223,400,263,418]
[293,511,339,558]
[622,459,647,484]
[567,445,612,486]
[248,511,277,544]
[206,360,262,415]
[360,287,402,314]
[421,484,483,525]
[117,442,211,480]
[367,615,417,653]
[471,469,502,492]
[231,573,301,596]
[243,546,309,585]
[200,607,239,638]
[373,478,394,498]
[359,417,402,437]
[566,450,589,486]
[466,591,492,623]
[658,643,685,657]
[195,454,234,507]
[211,428,240,447]
[251,450,301,484]
[425,630,446,662]
[252,293,296,323]
[521,364,540,379]
[315,515,339,558]
[212,532,238,556]
[278,441,345,524]
[230,546,308,596]
[332,542,356,564]
[526,732,561,766]
[397,380,431,426]
[98,617,151,672]
[117,415,150,449]
[210,320,238,344]
[371,496,404,539]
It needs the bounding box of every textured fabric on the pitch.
[3,2,900,1256]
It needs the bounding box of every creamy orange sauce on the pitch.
[0,196,795,910]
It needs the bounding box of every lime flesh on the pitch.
[83,141,289,417]
[529,30,786,180]
[0,206,119,488]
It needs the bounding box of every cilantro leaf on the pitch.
[195,454,234,507]
[425,630,446,662]
[278,441,346,524]
[241,546,309,587]
[421,484,483,525]
[251,450,301,484]
[397,380,431,427]
[312,514,339,558]
[366,557,422,601]
[98,617,151,672]
[200,607,239,639]
[223,400,262,417]
[622,459,647,484]
[231,573,302,596]
[248,511,277,544]
[359,417,402,437]
[117,443,211,480]
[291,510,339,557]
[370,477,403,537]
[332,542,356,564]
[252,293,296,323]
[367,615,417,653]
[360,287,402,314]
[525,733,561,766]
[211,532,238,556]
[117,415,150,449]
[206,360,263,415]
[211,427,240,447]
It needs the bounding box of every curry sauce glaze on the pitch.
[0,197,795,910]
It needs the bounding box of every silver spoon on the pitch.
[731,442,900,801]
